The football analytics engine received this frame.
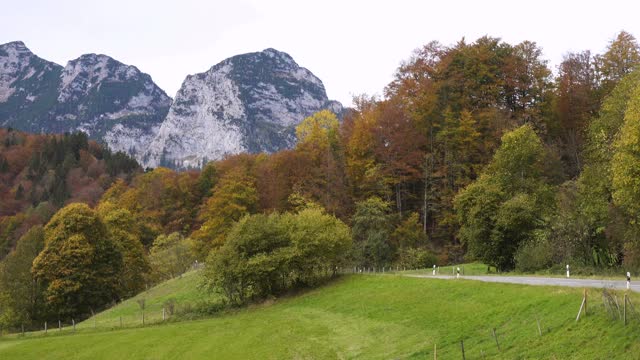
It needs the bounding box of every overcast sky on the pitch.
[2,0,639,106]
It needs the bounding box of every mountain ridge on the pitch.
[0,41,342,169]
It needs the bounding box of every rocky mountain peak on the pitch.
[0,41,31,54]
[144,48,343,169]
[0,41,53,102]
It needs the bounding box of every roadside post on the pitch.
[456,267,460,279]
[566,264,570,278]
[433,265,436,276]
[627,272,631,290]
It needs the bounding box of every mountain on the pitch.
[144,48,343,168]
[0,41,171,156]
[0,41,63,131]
[0,42,342,169]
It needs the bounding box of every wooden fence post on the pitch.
[492,328,500,351]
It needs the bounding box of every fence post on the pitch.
[44,321,47,334]
[72,319,75,332]
[536,316,542,336]
[576,297,585,321]
[584,289,588,315]
[624,293,628,326]
[58,320,61,332]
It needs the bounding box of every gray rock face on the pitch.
[144,48,343,169]
[0,42,342,169]
[0,41,63,131]
[0,41,171,156]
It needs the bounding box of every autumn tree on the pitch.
[294,110,350,217]
[32,203,122,318]
[191,169,259,259]
[97,202,150,297]
[344,96,388,202]
[553,51,601,176]
[373,99,425,214]
[600,31,640,92]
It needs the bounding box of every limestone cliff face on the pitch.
[145,48,342,169]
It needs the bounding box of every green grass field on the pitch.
[75,270,221,329]
[1,273,640,359]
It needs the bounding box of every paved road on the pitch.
[405,274,640,292]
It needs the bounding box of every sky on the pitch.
[2,0,640,106]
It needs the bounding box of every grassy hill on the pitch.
[75,269,221,329]
[1,273,640,359]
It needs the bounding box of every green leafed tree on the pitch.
[455,125,554,271]
[0,226,46,329]
[149,232,195,282]
[391,212,428,250]
[351,197,395,268]
[205,209,351,305]
[612,84,640,218]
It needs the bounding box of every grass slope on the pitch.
[76,270,220,329]
[1,274,640,359]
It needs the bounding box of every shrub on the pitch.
[395,248,437,270]
[514,236,553,272]
[204,209,351,305]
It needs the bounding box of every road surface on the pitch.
[405,274,639,292]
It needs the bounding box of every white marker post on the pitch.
[627,272,631,290]
[566,264,570,278]
[433,265,436,276]
[456,267,460,279]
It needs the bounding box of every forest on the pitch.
[1,31,640,330]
